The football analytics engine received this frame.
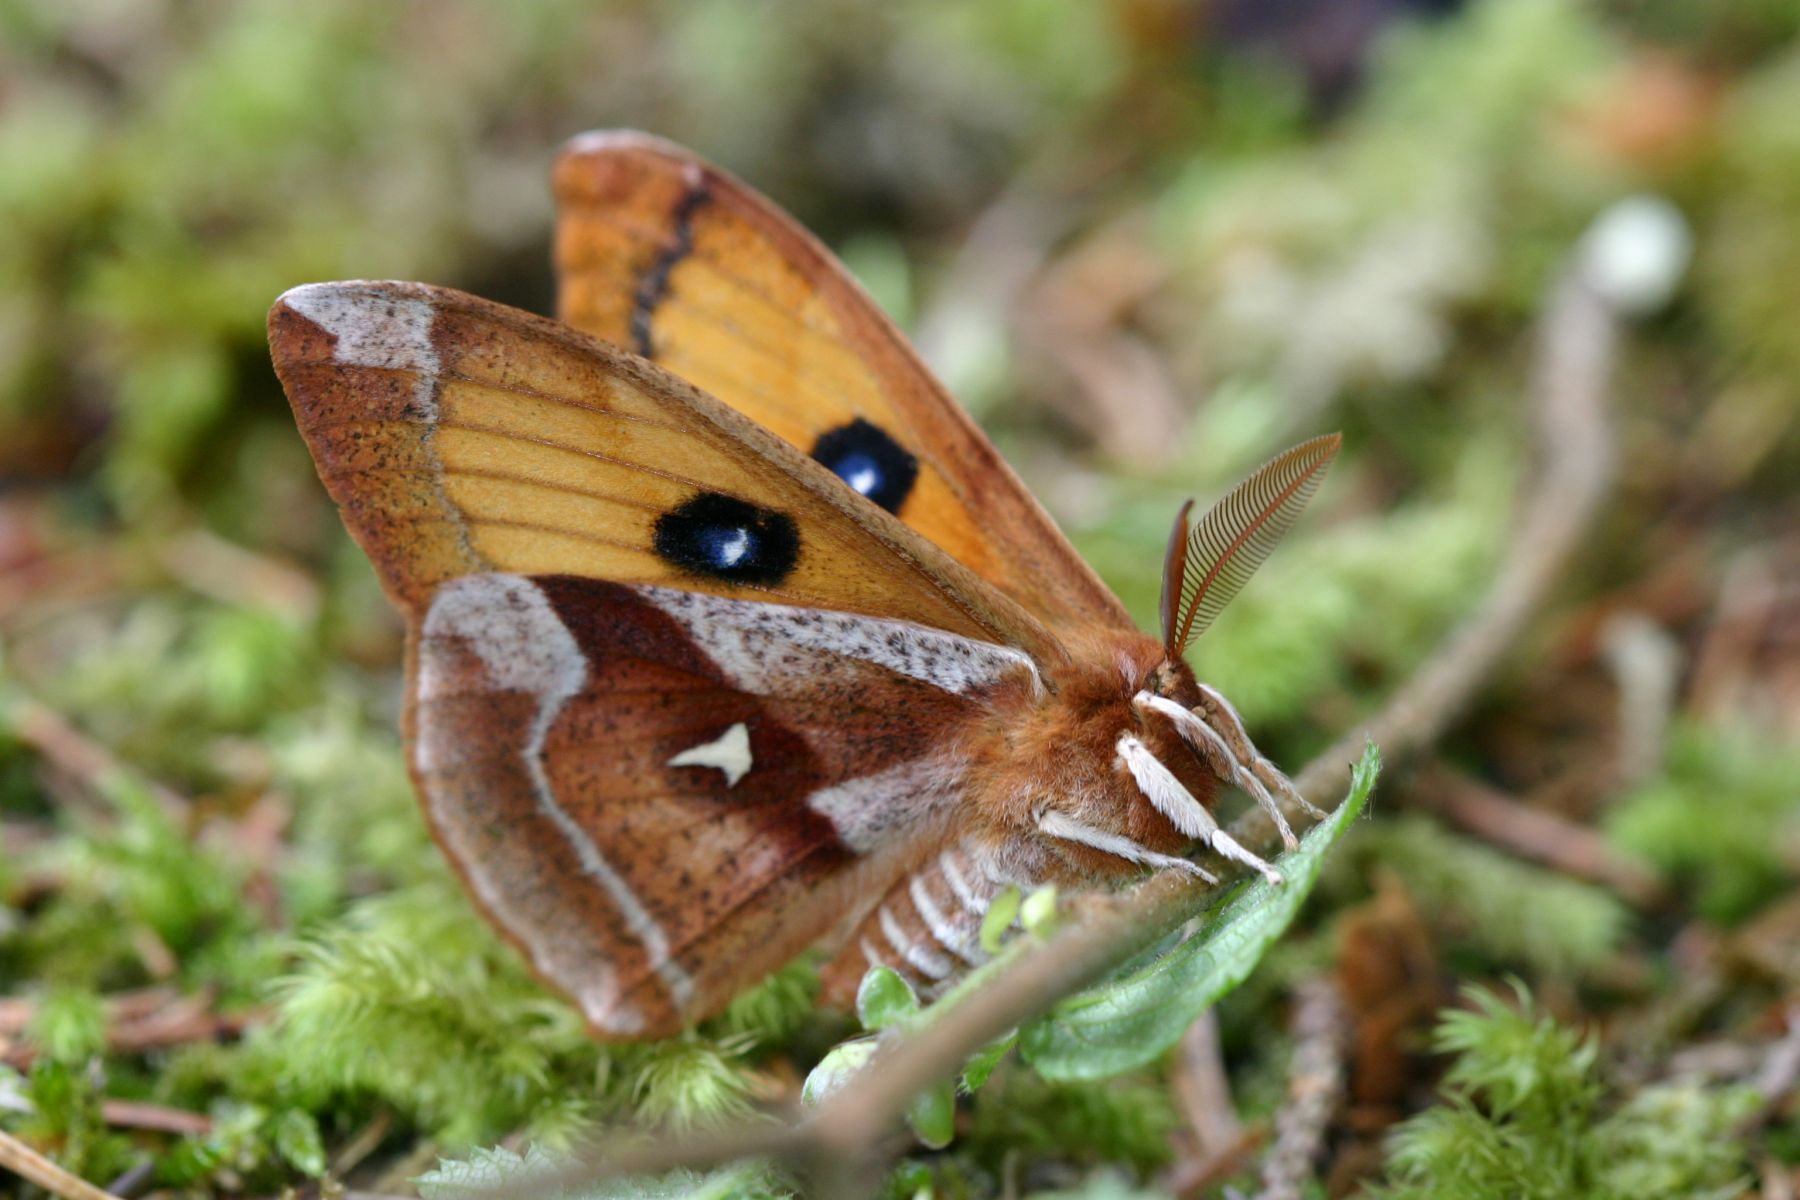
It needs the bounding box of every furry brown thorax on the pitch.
[817,627,1275,1006]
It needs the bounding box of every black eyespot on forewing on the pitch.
[653,493,800,586]
[810,418,918,514]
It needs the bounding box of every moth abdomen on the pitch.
[820,837,1050,1005]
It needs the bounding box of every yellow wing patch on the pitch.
[553,131,1131,635]
[269,280,1058,662]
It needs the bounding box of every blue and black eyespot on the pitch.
[653,493,799,585]
[811,418,918,514]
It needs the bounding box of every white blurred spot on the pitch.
[1581,195,1691,314]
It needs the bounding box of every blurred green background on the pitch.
[3,1,1799,1196]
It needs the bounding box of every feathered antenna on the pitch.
[1158,498,1195,652]
[1162,433,1342,657]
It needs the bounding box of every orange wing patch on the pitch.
[553,131,1133,636]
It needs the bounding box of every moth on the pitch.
[268,131,1338,1039]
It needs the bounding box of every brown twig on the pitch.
[1172,1011,1246,1161]
[156,526,321,623]
[0,1128,119,1200]
[0,548,121,629]
[1599,611,1682,788]
[103,1158,156,1200]
[1253,979,1350,1200]
[1406,763,1667,907]
[99,1100,212,1136]
[0,986,178,1038]
[1760,1158,1797,1200]
[1165,1123,1268,1199]
[1745,1006,1800,1132]
[0,988,261,1070]
[331,1109,397,1178]
[1286,266,1617,812]
[5,695,190,824]
[489,206,1627,1200]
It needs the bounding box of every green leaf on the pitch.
[856,965,920,1031]
[961,1032,1017,1093]
[980,885,1021,954]
[886,1162,934,1199]
[799,1037,878,1108]
[906,1078,956,1150]
[270,1108,327,1178]
[1019,742,1379,1080]
[1021,884,1061,936]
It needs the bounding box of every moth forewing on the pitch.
[268,280,1062,664]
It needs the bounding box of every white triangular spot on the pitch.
[668,722,753,787]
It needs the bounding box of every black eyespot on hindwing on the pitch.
[810,418,918,514]
[653,492,800,585]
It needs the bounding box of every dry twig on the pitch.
[1253,979,1350,1200]
[1600,611,1682,787]
[331,1109,396,1178]
[5,695,190,824]
[157,526,321,623]
[99,1100,212,1136]
[1746,1007,1800,1132]
[1172,1011,1246,1162]
[1406,763,1666,907]
[0,987,260,1070]
[1285,266,1618,811]
[1164,1124,1267,1200]
[0,1128,119,1200]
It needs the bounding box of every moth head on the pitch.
[1158,433,1342,659]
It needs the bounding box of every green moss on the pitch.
[2,0,1797,1193]
[1375,985,1756,1200]
[967,1069,1179,1177]
[266,880,602,1144]
[11,1059,136,1185]
[1352,816,1629,978]
[618,1037,758,1132]
[1607,723,1800,924]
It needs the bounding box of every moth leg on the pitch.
[1134,692,1301,851]
[1115,733,1287,885]
[1192,681,1327,823]
[1195,820,1286,886]
[1038,810,1218,883]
